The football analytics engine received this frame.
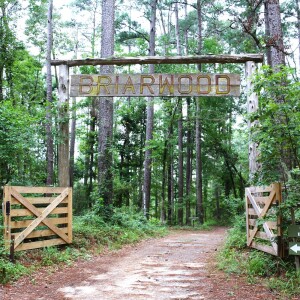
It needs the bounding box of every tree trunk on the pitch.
[161,141,167,223]
[246,61,260,181]
[98,0,115,208]
[143,0,157,218]
[69,97,76,188]
[58,65,70,187]
[167,128,174,225]
[69,32,79,189]
[46,0,54,186]
[264,0,285,68]
[196,0,204,224]
[175,2,184,225]
[185,97,192,225]
[195,97,204,224]
[197,0,202,56]
[174,2,181,56]
[178,100,184,225]
[184,0,189,55]
[89,103,97,202]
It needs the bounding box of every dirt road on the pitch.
[2,228,283,299]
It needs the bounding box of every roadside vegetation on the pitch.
[0,208,167,284]
[218,215,300,298]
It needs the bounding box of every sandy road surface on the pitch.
[1,228,285,299]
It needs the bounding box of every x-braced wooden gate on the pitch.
[245,183,283,257]
[3,186,72,251]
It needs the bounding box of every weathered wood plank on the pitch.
[3,186,11,248]
[25,227,69,239]
[247,208,257,216]
[67,189,72,243]
[70,73,241,97]
[16,238,67,251]
[248,219,256,226]
[246,195,250,245]
[266,221,278,230]
[251,241,277,256]
[13,186,67,194]
[251,197,270,204]
[11,207,68,217]
[50,54,264,67]
[11,198,68,206]
[248,185,273,193]
[11,217,68,229]
[255,231,269,240]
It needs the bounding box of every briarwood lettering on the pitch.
[70,73,240,97]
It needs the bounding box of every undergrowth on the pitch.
[0,207,167,284]
[217,214,300,298]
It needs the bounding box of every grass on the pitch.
[0,207,167,284]
[217,214,300,298]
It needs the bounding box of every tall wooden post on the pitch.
[246,61,260,181]
[58,64,70,187]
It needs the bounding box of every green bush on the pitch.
[224,214,247,250]
[218,214,300,297]
[0,258,29,284]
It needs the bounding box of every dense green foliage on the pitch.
[251,67,300,228]
[218,216,300,297]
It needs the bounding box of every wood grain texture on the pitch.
[51,54,264,66]
[71,73,241,97]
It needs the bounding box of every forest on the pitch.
[0,0,299,227]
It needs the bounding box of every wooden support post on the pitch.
[9,235,15,263]
[3,186,11,250]
[246,61,260,181]
[58,64,70,187]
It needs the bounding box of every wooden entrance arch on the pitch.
[51,54,264,187]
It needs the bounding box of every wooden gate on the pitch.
[3,186,72,251]
[245,183,282,257]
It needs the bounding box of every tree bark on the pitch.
[264,0,285,68]
[51,54,264,67]
[195,0,204,224]
[246,61,261,181]
[185,97,192,225]
[69,97,76,188]
[195,97,204,224]
[143,0,157,218]
[178,100,184,225]
[46,0,54,186]
[98,0,115,208]
[58,65,70,187]
[184,0,189,55]
[167,128,174,225]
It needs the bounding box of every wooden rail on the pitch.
[51,54,264,67]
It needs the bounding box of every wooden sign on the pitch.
[288,225,300,238]
[289,242,300,255]
[70,73,240,97]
